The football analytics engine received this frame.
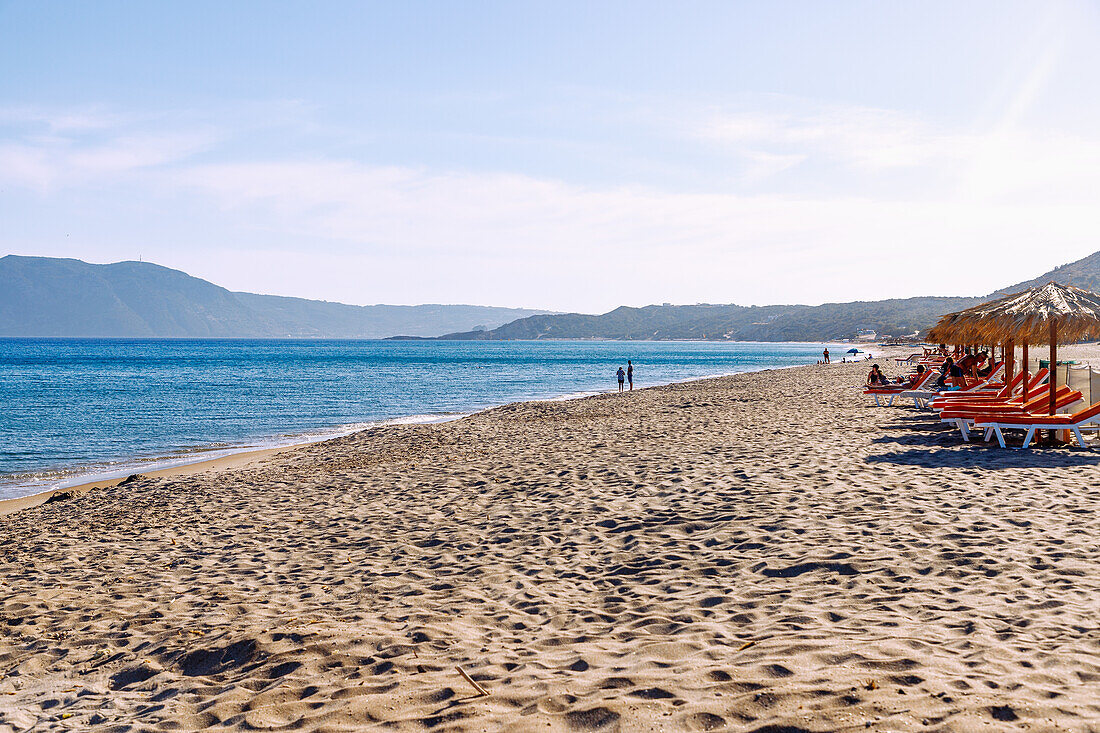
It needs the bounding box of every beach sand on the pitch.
[0,446,299,518]
[3,360,1100,731]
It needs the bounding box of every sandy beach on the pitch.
[0,446,300,518]
[3,359,1100,732]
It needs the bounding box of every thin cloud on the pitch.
[170,157,1099,305]
[0,105,128,132]
[694,98,1100,207]
[0,110,219,192]
[697,102,969,172]
[5,100,1100,310]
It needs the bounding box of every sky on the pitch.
[3,1,1100,313]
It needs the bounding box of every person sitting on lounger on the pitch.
[867,364,889,386]
[902,364,926,385]
[975,352,993,379]
[935,357,964,389]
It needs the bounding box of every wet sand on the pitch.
[3,360,1100,731]
[0,445,299,517]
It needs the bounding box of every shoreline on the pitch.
[0,351,885,517]
[0,443,302,516]
[0,344,857,508]
[0,412,472,509]
[0,353,873,519]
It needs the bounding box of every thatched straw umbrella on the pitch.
[928,297,1022,398]
[927,282,1100,416]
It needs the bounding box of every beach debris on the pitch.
[863,679,879,690]
[736,640,755,651]
[455,665,490,697]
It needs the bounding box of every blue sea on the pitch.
[0,339,837,500]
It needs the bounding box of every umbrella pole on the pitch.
[1005,339,1014,387]
[1049,319,1058,416]
[1021,342,1029,401]
[1044,320,1061,445]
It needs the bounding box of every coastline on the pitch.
[0,412,469,510]
[0,354,861,517]
[0,341,852,507]
[0,443,299,517]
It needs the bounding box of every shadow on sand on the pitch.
[871,432,957,448]
[866,445,1100,469]
[879,421,955,432]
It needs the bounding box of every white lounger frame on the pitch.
[903,363,1005,410]
[976,411,1100,449]
[870,369,938,407]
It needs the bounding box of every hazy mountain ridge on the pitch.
[6,250,1100,341]
[440,297,984,342]
[0,256,552,338]
[439,249,1100,341]
[232,292,552,339]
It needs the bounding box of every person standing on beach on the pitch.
[627,360,634,390]
[617,366,626,392]
[823,348,830,363]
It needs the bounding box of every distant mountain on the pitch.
[9,248,1100,342]
[438,248,1100,342]
[439,297,983,342]
[0,256,552,338]
[232,292,544,339]
[991,250,1100,297]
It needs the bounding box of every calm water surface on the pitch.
[0,339,836,499]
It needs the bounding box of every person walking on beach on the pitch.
[627,360,634,390]
[617,366,626,392]
[823,347,830,364]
